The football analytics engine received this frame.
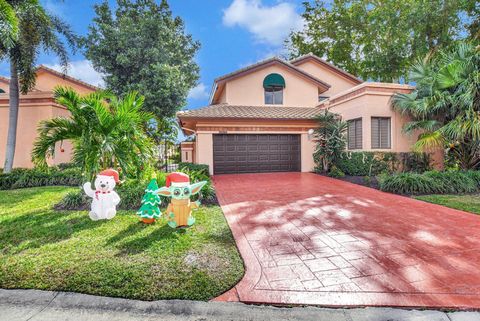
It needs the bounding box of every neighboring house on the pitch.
[178,53,417,175]
[0,66,98,168]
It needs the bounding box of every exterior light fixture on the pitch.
[307,128,315,140]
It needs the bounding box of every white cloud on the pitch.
[222,0,304,46]
[187,83,209,100]
[44,60,105,88]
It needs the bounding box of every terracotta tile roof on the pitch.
[37,65,100,91]
[0,66,100,91]
[290,53,363,84]
[214,57,331,90]
[177,104,322,120]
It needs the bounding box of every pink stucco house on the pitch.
[0,66,97,168]
[178,53,417,175]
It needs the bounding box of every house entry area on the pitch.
[213,134,301,174]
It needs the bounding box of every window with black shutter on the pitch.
[371,117,391,149]
[347,118,362,150]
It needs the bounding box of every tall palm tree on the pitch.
[392,42,480,169]
[0,0,77,173]
[32,87,155,179]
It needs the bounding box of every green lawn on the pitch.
[414,194,480,215]
[0,187,244,301]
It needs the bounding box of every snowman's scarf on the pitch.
[95,190,111,200]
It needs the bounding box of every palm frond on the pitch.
[413,131,445,152]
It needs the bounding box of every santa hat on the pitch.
[98,169,120,183]
[165,172,190,188]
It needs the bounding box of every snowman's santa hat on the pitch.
[166,172,190,188]
[98,169,120,183]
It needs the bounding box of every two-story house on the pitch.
[178,54,416,175]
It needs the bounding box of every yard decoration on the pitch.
[156,172,207,228]
[83,169,121,221]
[137,178,162,224]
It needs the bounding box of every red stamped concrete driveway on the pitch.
[212,173,480,309]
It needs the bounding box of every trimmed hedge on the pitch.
[335,152,431,176]
[0,167,82,190]
[379,170,480,195]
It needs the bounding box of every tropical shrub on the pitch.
[327,166,345,178]
[178,162,210,177]
[313,110,347,173]
[336,152,390,176]
[392,42,480,169]
[379,170,480,195]
[32,87,155,180]
[336,152,431,176]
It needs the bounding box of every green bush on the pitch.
[399,152,432,173]
[327,166,345,178]
[379,170,480,195]
[336,152,431,176]
[178,163,210,177]
[378,172,436,195]
[336,152,390,176]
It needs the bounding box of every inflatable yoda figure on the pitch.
[156,172,207,228]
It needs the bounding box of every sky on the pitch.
[0,0,307,111]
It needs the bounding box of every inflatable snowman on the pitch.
[83,169,121,221]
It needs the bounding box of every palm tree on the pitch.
[314,110,348,172]
[0,0,77,173]
[0,0,18,49]
[392,42,480,169]
[32,87,155,179]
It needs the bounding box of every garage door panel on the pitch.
[213,134,301,174]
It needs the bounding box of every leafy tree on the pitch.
[0,0,77,173]
[83,0,200,119]
[314,110,348,172]
[392,42,480,169]
[289,0,478,82]
[32,87,155,179]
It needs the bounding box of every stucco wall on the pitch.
[35,71,95,95]
[196,133,213,174]
[224,64,320,107]
[328,91,415,153]
[294,60,359,97]
[301,133,316,172]
[0,103,52,168]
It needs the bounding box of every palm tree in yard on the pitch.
[392,42,480,169]
[32,87,155,179]
[0,0,76,173]
[313,110,348,173]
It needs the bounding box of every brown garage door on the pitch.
[213,134,301,174]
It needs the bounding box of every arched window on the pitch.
[263,73,285,105]
[0,88,5,94]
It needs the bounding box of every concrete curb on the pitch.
[0,289,479,321]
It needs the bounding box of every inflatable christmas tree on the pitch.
[137,178,162,224]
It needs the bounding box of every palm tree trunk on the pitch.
[3,58,19,173]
